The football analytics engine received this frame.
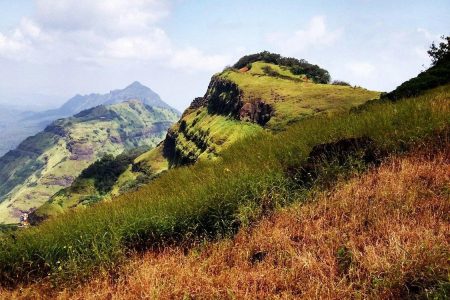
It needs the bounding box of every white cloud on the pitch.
[417,28,440,41]
[346,62,375,77]
[0,32,28,58]
[267,16,342,53]
[35,0,169,34]
[103,30,171,60]
[0,0,226,72]
[169,47,231,72]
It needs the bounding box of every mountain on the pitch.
[33,53,380,221]
[51,81,174,117]
[0,100,179,224]
[0,82,176,157]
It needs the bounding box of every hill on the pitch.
[35,56,379,220]
[0,100,179,224]
[0,82,175,157]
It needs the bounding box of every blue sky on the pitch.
[0,0,449,111]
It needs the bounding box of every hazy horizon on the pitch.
[0,0,449,111]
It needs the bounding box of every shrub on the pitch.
[332,80,351,86]
[232,51,331,83]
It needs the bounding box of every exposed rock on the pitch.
[67,141,94,161]
[109,135,122,144]
[44,124,67,137]
[189,97,207,110]
[239,99,273,125]
[42,175,75,187]
[205,76,244,117]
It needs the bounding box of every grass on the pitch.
[222,62,380,129]
[135,61,379,170]
[7,144,448,299]
[0,84,448,286]
[172,107,264,161]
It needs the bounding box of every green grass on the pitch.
[222,62,380,129]
[0,84,448,286]
[172,107,264,162]
[135,61,378,169]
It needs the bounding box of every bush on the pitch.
[332,80,351,86]
[233,51,331,83]
[79,153,134,194]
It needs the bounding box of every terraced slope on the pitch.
[0,100,179,224]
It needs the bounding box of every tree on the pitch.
[427,35,450,65]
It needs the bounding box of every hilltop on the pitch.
[0,100,179,224]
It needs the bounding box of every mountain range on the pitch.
[0,84,179,224]
[0,82,176,156]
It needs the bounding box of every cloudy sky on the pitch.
[0,0,449,111]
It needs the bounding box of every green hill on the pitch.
[0,100,179,224]
[37,57,379,220]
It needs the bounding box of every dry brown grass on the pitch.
[2,147,449,300]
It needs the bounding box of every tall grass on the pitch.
[0,85,448,286]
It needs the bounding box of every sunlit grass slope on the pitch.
[223,62,379,129]
[0,84,447,286]
[7,145,447,299]
[134,61,379,172]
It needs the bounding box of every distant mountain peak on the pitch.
[127,81,145,88]
[54,82,175,117]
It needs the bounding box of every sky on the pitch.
[0,0,449,111]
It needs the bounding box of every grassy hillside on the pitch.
[0,83,447,287]
[6,145,447,299]
[0,101,179,224]
[43,60,379,217]
[135,61,378,170]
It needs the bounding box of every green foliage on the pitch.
[232,51,331,83]
[332,80,351,86]
[428,36,450,66]
[0,84,448,286]
[80,153,134,194]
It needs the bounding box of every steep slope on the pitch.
[383,36,450,100]
[0,49,448,291]
[135,59,378,173]
[0,100,179,224]
[0,82,176,157]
